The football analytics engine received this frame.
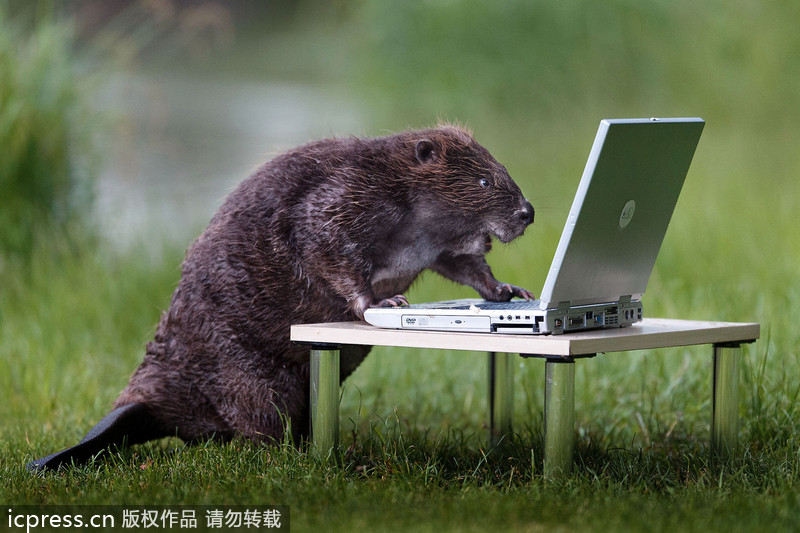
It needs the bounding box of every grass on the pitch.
[3,136,799,530]
[0,7,99,258]
[3,1,800,532]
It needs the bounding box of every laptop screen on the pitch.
[539,118,704,308]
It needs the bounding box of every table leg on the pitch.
[711,343,740,460]
[488,352,514,446]
[310,346,340,459]
[544,358,575,479]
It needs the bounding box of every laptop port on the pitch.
[569,316,584,327]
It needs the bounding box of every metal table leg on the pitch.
[488,352,514,446]
[544,358,575,479]
[711,342,741,460]
[310,345,340,459]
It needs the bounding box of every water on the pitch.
[94,71,363,250]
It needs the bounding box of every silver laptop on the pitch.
[364,117,705,335]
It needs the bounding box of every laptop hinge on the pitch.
[556,301,571,313]
[618,295,632,304]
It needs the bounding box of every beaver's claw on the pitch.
[374,294,409,308]
[494,283,535,302]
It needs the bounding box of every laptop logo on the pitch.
[619,200,636,229]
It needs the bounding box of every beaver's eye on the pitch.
[479,178,491,189]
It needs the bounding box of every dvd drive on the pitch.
[401,315,491,332]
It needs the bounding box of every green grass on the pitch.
[0,7,99,258]
[4,1,800,532]
[3,135,799,530]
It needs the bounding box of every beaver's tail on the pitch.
[27,402,167,473]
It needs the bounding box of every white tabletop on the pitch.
[291,318,760,358]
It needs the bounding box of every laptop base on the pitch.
[365,298,643,335]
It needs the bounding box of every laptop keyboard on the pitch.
[409,299,542,310]
[472,300,542,310]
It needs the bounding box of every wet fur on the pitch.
[28,125,534,471]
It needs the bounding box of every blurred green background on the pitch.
[2,0,800,525]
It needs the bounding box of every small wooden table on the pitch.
[291,318,759,478]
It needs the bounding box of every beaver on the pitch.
[27,124,534,471]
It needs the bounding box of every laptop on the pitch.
[364,117,705,335]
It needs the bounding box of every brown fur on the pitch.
[96,125,534,448]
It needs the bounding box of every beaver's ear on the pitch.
[415,139,438,164]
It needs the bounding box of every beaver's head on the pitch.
[407,125,534,254]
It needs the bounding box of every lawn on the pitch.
[3,124,798,531]
[3,1,800,532]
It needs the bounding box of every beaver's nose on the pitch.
[515,200,535,226]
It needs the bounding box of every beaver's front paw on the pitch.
[374,294,409,308]
[353,293,410,321]
[493,283,535,302]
